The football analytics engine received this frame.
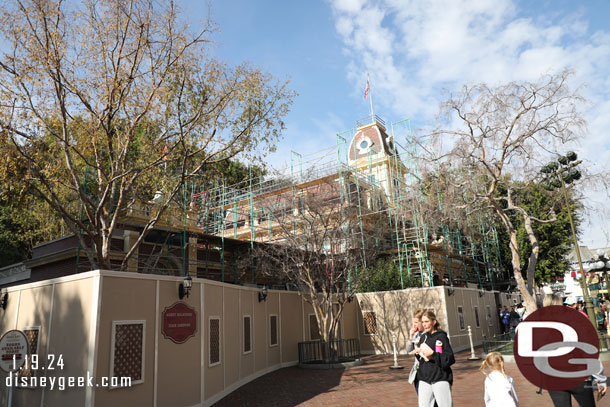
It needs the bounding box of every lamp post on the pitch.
[541,152,603,345]
[589,250,610,301]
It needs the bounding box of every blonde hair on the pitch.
[414,309,425,319]
[421,310,440,330]
[480,352,505,376]
[542,293,563,307]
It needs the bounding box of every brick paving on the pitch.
[213,350,610,407]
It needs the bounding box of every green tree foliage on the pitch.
[0,137,68,266]
[358,260,422,292]
[496,182,578,285]
[196,159,267,190]
[0,204,31,267]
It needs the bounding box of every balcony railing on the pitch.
[356,114,385,129]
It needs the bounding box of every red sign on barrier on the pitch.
[162,302,197,344]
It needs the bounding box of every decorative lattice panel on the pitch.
[270,315,278,345]
[363,312,377,335]
[210,319,220,365]
[113,323,143,381]
[243,316,251,353]
[309,314,320,341]
[19,328,39,383]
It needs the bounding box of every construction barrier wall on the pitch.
[0,271,516,406]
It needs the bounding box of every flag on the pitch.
[162,144,168,161]
[364,80,370,100]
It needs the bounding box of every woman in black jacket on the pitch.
[414,310,455,407]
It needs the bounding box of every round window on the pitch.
[356,136,373,153]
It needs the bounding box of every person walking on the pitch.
[543,293,564,307]
[565,296,588,317]
[500,306,510,334]
[480,351,519,407]
[414,310,455,407]
[407,310,425,389]
[547,354,607,406]
[509,306,521,338]
[543,295,608,405]
[516,302,526,319]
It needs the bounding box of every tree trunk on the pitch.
[522,213,539,296]
[509,230,537,314]
[494,204,538,315]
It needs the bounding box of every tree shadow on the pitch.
[212,364,346,406]
[356,287,447,355]
[0,280,89,406]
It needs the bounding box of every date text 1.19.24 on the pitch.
[13,354,64,371]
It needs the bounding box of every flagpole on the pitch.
[368,73,374,120]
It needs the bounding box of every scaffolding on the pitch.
[123,115,504,289]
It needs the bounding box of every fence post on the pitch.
[468,325,481,360]
[389,333,404,369]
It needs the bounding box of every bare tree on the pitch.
[0,0,294,270]
[250,178,383,343]
[430,70,585,313]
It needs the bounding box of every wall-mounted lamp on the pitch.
[258,286,268,302]
[447,288,455,296]
[478,289,486,298]
[0,292,7,310]
[179,275,193,300]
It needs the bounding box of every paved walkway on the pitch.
[213,350,610,407]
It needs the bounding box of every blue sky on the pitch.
[184,0,610,248]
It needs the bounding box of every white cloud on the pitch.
[331,0,366,14]
[329,0,610,247]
